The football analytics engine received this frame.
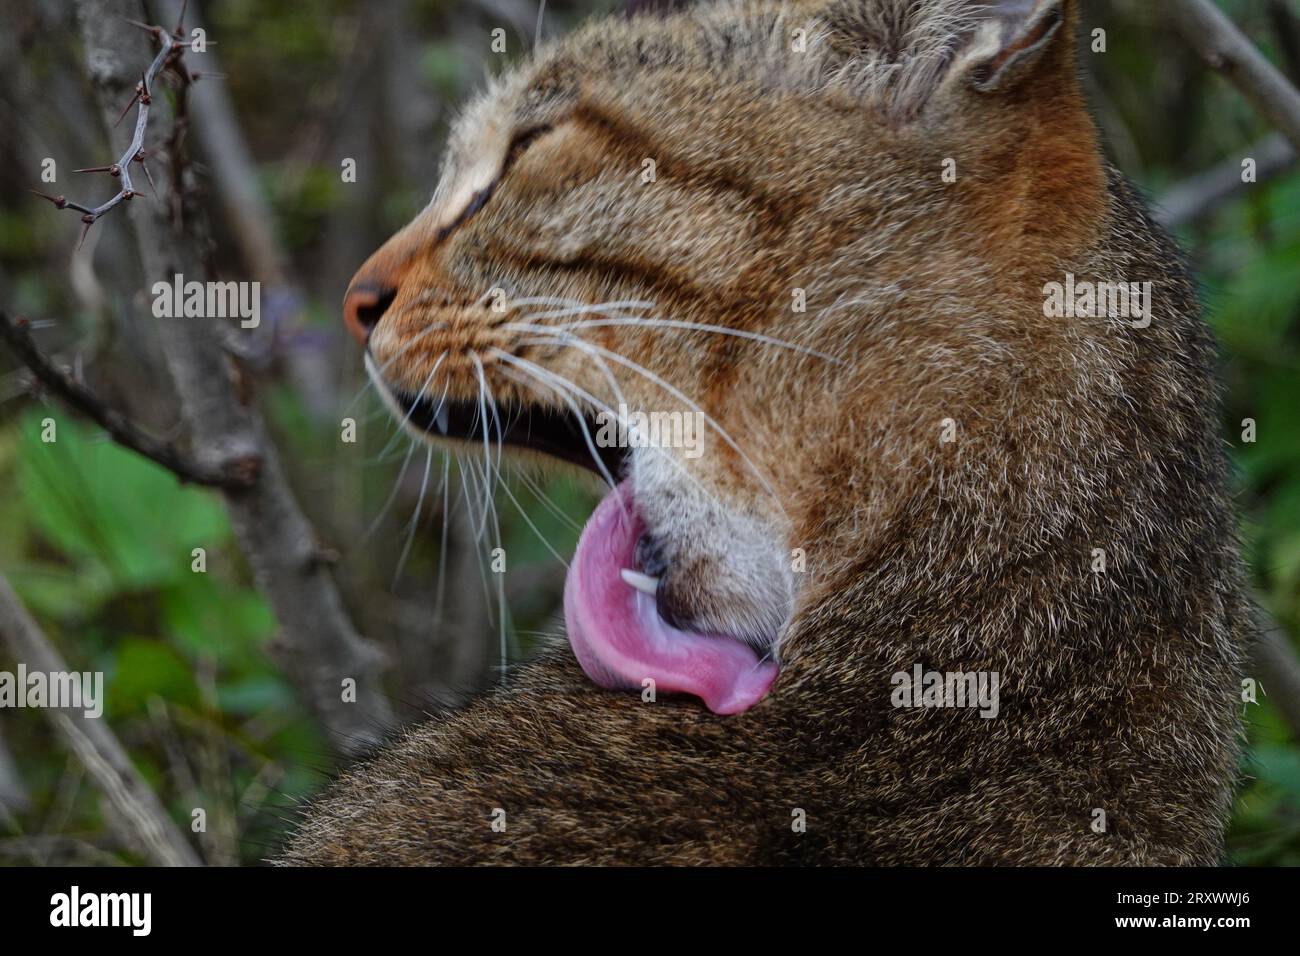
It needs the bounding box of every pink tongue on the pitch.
[563,480,778,715]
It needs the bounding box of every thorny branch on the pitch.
[0,311,258,488]
[28,5,208,247]
[58,0,396,752]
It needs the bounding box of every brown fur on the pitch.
[282,0,1246,865]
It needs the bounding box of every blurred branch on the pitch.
[0,725,29,817]
[69,0,395,752]
[149,0,345,420]
[1252,605,1300,740]
[0,310,258,488]
[150,0,284,283]
[0,572,201,866]
[1268,0,1300,85]
[1162,0,1300,153]
[0,835,125,867]
[1156,132,1297,228]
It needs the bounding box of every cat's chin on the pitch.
[563,479,779,715]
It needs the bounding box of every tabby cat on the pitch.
[282,0,1246,865]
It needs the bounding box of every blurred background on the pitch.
[0,0,1297,865]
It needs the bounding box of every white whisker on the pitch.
[498,477,570,568]
[517,470,582,532]
[347,323,445,413]
[433,452,452,632]
[470,352,499,533]
[534,315,843,364]
[493,349,727,518]
[513,333,784,513]
[393,445,435,588]
[375,351,447,461]
[492,350,622,494]
[358,435,419,546]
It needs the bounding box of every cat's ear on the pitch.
[939,0,1106,263]
[953,0,1075,95]
[811,0,1080,113]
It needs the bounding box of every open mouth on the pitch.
[391,386,779,715]
[395,390,626,480]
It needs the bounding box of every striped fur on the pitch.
[283,0,1246,865]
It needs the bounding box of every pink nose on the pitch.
[342,282,396,344]
[343,212,434,343]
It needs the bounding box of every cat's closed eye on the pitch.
[437,124,554,242]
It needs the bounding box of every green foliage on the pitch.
[0,413,325,865]
[1181,115,1300,868]
[13,411,228,604]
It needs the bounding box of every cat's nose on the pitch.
[342,281,397,344]
[343,226,426,343]
[344,213,437,343]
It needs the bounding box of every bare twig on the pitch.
[1156,132,1297,228]
[69,0,394,752]
[0,310,258,488]
[1162,0,1300,153]
[29,16,190,247]
[0,572,201,866]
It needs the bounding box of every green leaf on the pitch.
[158,575,275,668]
[16,410,230,593]
[108,638,201,717]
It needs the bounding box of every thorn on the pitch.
[176,0,189,36]
[77,219,94,250]
[71,164,114,174]
[140,162,158,198]
[120,17,162,39]
[114,87,142,127]
[29,189,68,208]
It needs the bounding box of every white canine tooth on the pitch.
[435,403,450,435]
[620,569,660,595]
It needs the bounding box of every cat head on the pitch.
[344,0,1106,710]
